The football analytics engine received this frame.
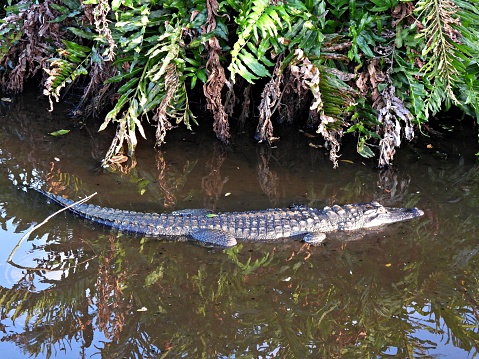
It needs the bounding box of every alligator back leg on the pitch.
[190,229,237,247]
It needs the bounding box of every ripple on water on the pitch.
[2,249,66,291]
[1,224,64,291]
[2,251,40,287]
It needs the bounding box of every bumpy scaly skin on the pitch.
[36,189,424,247]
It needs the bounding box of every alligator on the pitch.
[36,189,424,247]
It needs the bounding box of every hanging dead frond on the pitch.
[355,57,415,166]
[92,0,116,61]
[278,67,311,124]
[152,64,177,146]
[256,60,283,143]
[153,105,174,149]
[0,0,63,93]
[374,76,415,167]
[102,121,128,168]
[290,49,354,167]
[203,0,231,144]
[224,80,237,116]
[316,114,343,168]
[238,83,252,131]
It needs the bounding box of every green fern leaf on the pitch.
[66,27,95,40]
[104,68,143,84]
[230,61,260,83]
[102,89,135,126]
[229,0,270,81]
[238,50,270,78]
[118,77,140,94]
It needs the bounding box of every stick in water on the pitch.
[7,192,97,270]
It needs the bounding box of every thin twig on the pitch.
[7,192,97,270]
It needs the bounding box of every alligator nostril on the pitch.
[415,208,424,216]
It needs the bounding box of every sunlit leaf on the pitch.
[49,129,71,136]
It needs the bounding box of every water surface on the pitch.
[0,91,478,358]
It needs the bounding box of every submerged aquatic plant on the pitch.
[0,0,478,167]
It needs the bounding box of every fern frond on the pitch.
[415,0,470,113]
[101,14,195,166]
[284,50,355,167]
[43,40,91,111]
[0,5,24,59]
[229,0,285,83]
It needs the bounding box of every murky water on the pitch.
[1,91,478,358]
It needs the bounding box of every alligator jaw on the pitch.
[361,206,424,229]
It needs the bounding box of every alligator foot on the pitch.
[303,232,327,245]
[190,229,237,247]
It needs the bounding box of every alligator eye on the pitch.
[364,206,387,216]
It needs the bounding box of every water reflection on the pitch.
[1,227,478,357]
[0,93,478,357]
[256,146,280,206]
[200,144,229,210]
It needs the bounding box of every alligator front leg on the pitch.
[190,229,237,247]
[303,232,327,245]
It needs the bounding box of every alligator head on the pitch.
[360,202,424,228]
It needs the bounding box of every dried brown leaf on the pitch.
[152,64,177,146]
[202,0,230,144]
[373,75,415,167]
[238,83,252,130]
[93,0,116,61]
[256,60,283,143]
[0,0,64,93]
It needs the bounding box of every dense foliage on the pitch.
[1,0,478,167]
